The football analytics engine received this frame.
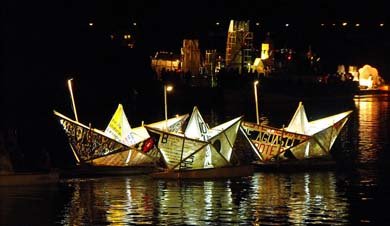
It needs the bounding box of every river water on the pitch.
[1,94,389,225]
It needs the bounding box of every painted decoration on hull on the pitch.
[56,114,130,162]
[54,105,189,166]
[241,121,310,161]
[241,102,353,162]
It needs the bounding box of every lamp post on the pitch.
[67,78,79,122]
[254,80,259,124]
[164,84,173,125]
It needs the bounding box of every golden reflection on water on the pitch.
[354,94,389,164]
[59,172,350,225]
[157,180,239,225]
[251,172,349,225]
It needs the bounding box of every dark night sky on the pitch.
[1,0,389,168]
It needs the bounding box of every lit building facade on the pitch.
[225,20,254,74]
[181,39,201,76]
[151,51,181,79]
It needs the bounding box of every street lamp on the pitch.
[254,80,259,124]
[67,78,79,122]
[164,84,173,124]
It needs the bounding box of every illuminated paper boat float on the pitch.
[240,102,353,168]
[146,106,253,179]
[54,104,188,169]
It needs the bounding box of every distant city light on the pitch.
[88,22,94,27]
[332,23,336,26]
[320,23,325,27]
[216,22,220,26]
[256,22,260,26]
[342,22,348,26]
[380,23,384,27]
[355,23,360,27]
[285,23,289,27]
[133,22,137,26]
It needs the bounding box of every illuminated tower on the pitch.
[205,49,217,76]
[181,39,201,76]
[225,20,253,74]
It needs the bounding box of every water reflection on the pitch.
[57,171,351,225]
[251,172,349,225]
[354,94,389,165]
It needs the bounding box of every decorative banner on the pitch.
[241,121,310,161]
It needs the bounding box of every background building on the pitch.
[181,39,201,76]
[225,20,254,74]
[151,51,181,79]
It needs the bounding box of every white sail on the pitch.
[184,106,213,167]
[184,106,209,140]
[285,102,310,134]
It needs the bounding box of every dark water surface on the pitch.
[1,94,390,225]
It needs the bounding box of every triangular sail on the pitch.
[184,107,213,168]
[184,106,209,140]
[285,102,310,134]
[104,104,135,146]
